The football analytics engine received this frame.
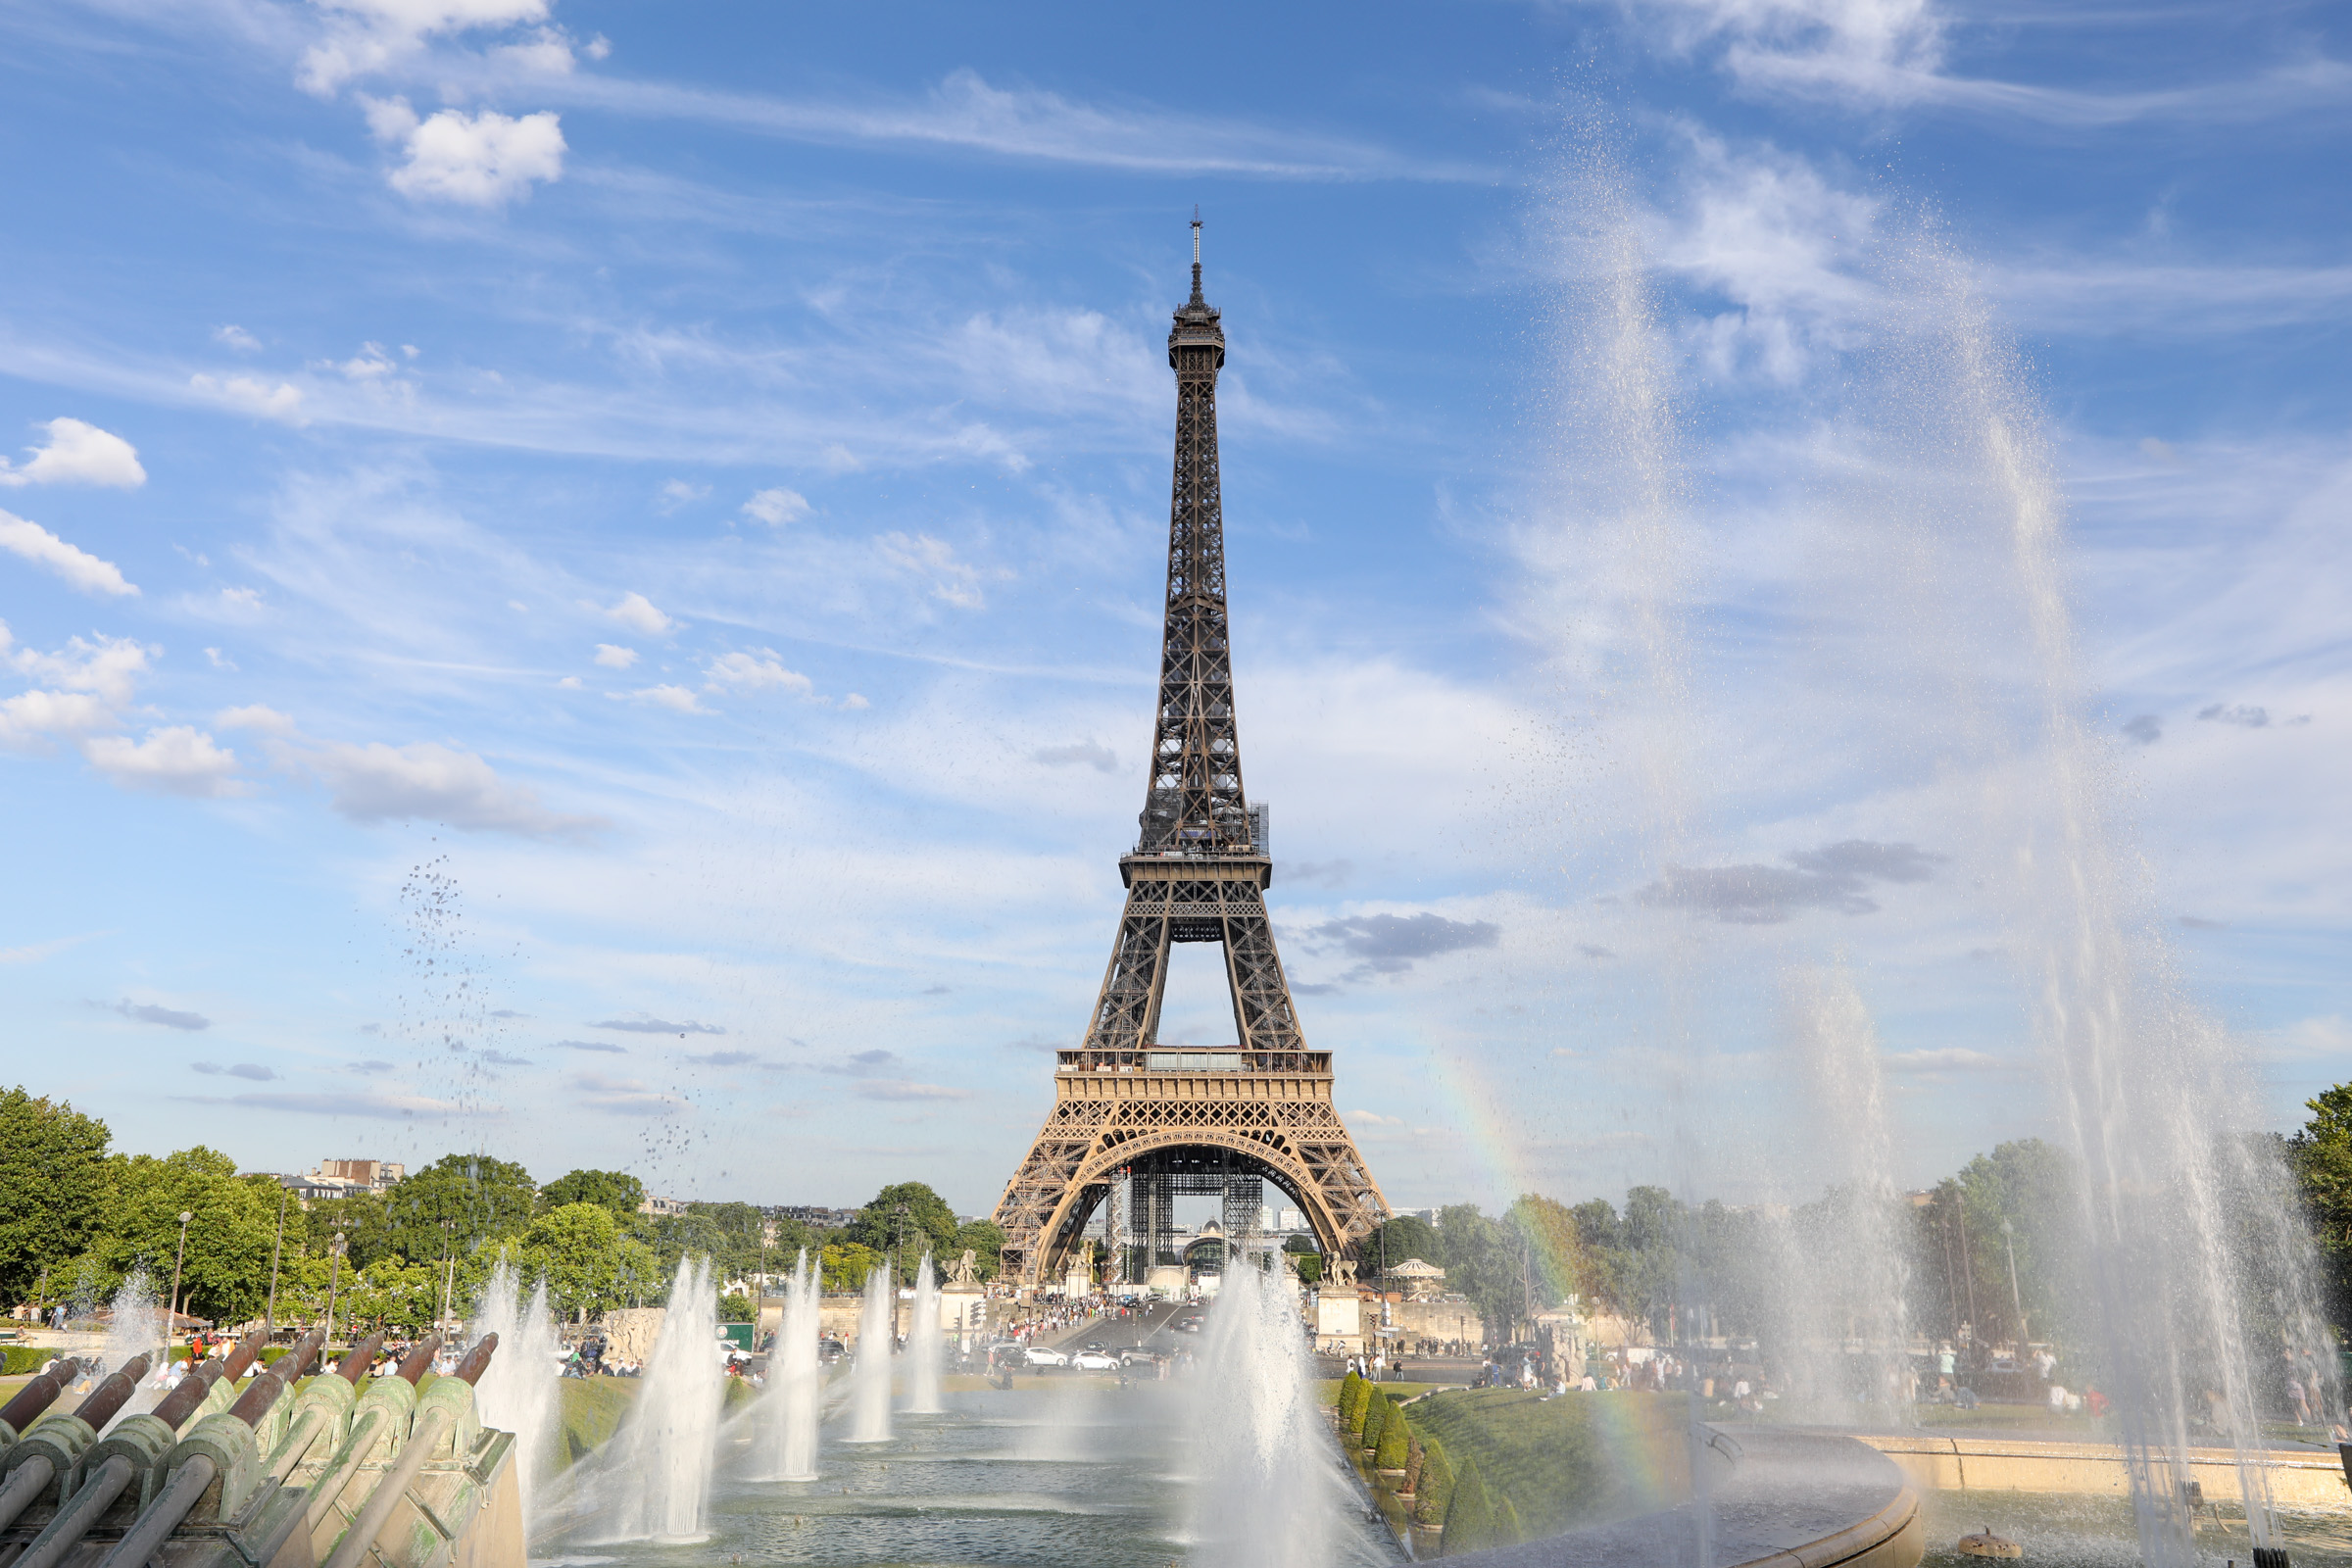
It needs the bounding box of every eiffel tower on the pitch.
[992,221,1391,1293]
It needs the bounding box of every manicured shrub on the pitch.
[1376,1399,1410,1471]
[1405,1434,1426,1495]
[1362,1389,1390,1452]
[1341,1371,1368,1437]
[1441,1456,1499,1556]
[1415,1438,1455,1527]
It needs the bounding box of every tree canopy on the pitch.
[0,1087,111,1304]
[540,1168,644,1218]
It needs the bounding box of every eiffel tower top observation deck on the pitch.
[990,223,1390,1292]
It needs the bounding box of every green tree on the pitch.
[1361,1390,1390,1452]
[540,1169,644,1219]
[90,1147,277,1324]
[302,1191,393,1269]
[2288,1084,2352,1330]
[819,1241,881,1294]
[1437,1205,1521,1341]
[1339,1369,1365,1432]
[1955,1139,2081,1346]
[0,1087,111,1304]
[718,1291,755,1323]
[379,1154,539,1274]
[1283,1234,1324,1285]
[629,1210,727,1284]
[846,1183,959,1275]
[518,1202,656,1319]
[952,1218,1004,1281]
[341,1257,442,1335]
[1364,1213,1441,1273]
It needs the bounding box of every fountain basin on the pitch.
[1861,1433,2352,1509]
[1448,1426,1923,1568]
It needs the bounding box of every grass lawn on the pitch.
[1396,1389,1692,1539]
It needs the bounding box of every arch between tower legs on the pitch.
[1028,1124,1365,1287]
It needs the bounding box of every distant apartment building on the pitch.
[775,1205,859,1229]
[317,1158,405,1191]
[270,1157,407,1207]
[638,1194,690,1217]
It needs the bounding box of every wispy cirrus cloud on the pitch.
[533,67,1488,181]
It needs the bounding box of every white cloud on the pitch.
[598,591,676,636]
[876,531,990,609]
[305,739,606,838]
[217,586,265,615]
[741,487,809,526]
[298,0,554,95]
[704,649,811,696]
[81,727,245,798]
[364,96,567,207]
[204,648,237,670]
[620,684,711,714]
[592,643,639,669]
[0,418,147,489]
[841,693,870,710]
[557,674,582,689]
[189,374,306,423]
[0,511,138,597]
[216,705,298,735]
[328,342,400,380]
[658,478,709,512]
[7,631,151,709]
[214,324,263,352]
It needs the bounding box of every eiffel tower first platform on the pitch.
[992,223,1391,1294]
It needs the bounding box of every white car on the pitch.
[1021,1346,1069,1367]
[1070,1351,1120,1371]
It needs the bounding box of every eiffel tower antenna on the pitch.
[991,227,1391,1297]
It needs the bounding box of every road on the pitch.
[1034,1299,1195,1362]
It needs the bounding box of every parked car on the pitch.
[817,1338,847,1363]
[1071,1350,1120,1371]
[1022,1345,1070,1367]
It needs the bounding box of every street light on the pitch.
[169,1210,195,1339]
[325,1232,348,1349]
[1999,1218,2027,1347]
[266,1188,289,1336]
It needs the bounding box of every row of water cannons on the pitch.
[0,1328,521,1568]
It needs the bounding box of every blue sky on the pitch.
[2,0,2344,1217]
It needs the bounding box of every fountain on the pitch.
[97,1269,164,1428]
[602,1256,721,1543]
[1186,1261,1384,1568]
[468,1258,561,1528]
[904,1253,943,1415]
[845,1262,893,1444]
[757,1249,821,1481]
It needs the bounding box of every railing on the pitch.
[1058,1049,1328,1075]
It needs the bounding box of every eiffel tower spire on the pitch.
[989,222,1391,1294]
[1139,213,1251,857]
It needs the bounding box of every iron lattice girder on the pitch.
[995,1097,1390,1287]
[991,242,1392,1289]
[1085,865,1304,1054]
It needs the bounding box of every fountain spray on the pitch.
[846,1261,894,1444]
[905,1253,943,1414]
[760,1249,821,1480]
[605,1255,721,1543]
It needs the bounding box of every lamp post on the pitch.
[266,1187,289,1335]
[169,1210,195,1340]
[1999,1217,2027,1347]
[891,1202,910,1343]
[325,1232,347,1349]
